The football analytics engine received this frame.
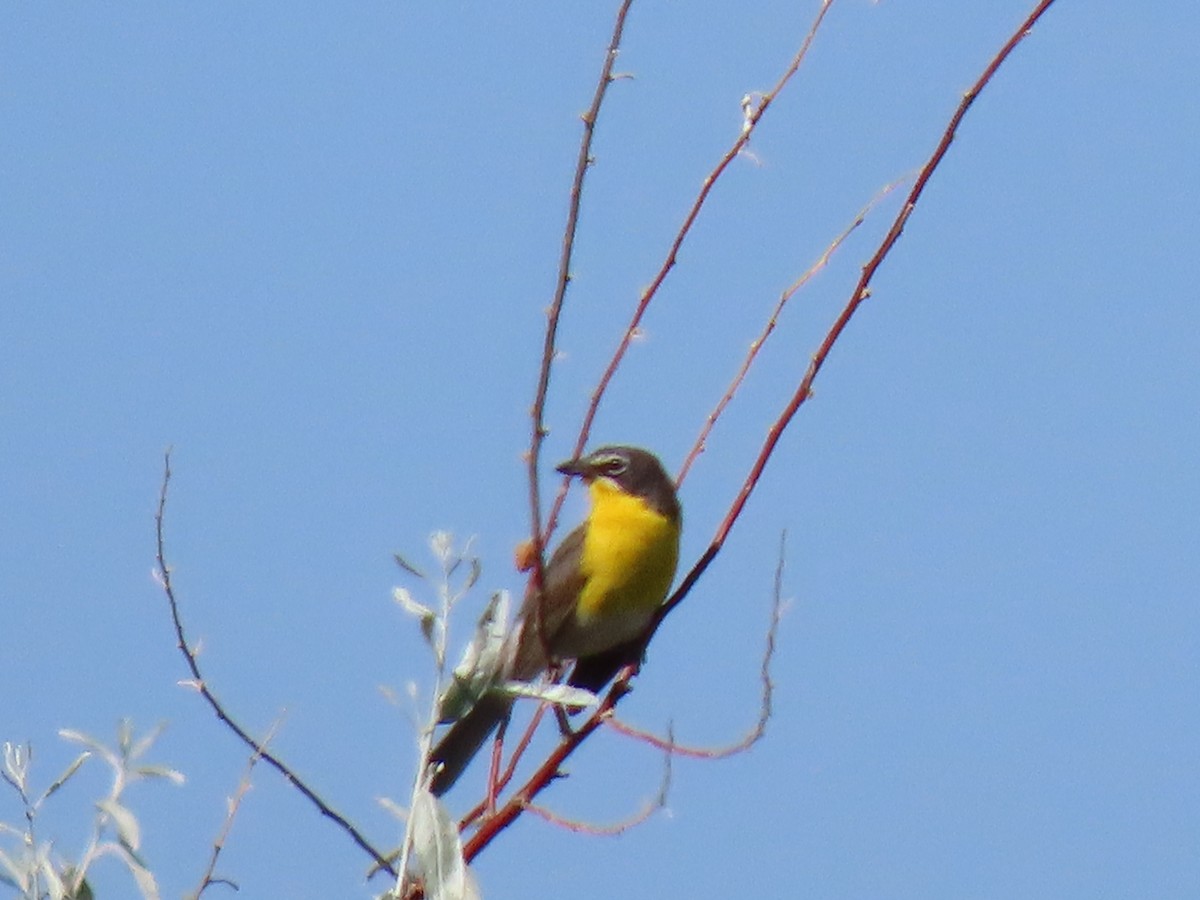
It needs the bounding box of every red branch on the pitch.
[458,0,1062,869]
[676,176,907,486]
[660,0,1061,624]
[526,0,635,581]
[541,0,838,542]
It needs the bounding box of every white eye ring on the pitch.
[599,454,628,476]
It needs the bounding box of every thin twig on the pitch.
[154,450,396,878]
[460,681,632,861]
[454,686,557,832]
[508,0,833,799]
[189,724,278,899]
[677,177,906,485]
[559,0,837,512]
[525,730,672,835]
[459,0,1060,860]
[527,0,636,585]
[605,533,785,758]
[659,0,1061,626]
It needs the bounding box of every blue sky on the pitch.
[3,2,1198,897]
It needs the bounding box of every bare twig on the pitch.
[605,532,786,758]
[459,0,1060,861]
[677,177,906,485]
[525,729,672,835]
[561,0,837,501]
[188,724,278,899]
[495,0,833,818]
[460,680,633,861]
[527,0,636,581]
[154,450,396,878]
[659,0,1061,626]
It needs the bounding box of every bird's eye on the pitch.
[601,454,628,476]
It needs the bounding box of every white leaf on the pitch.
[500,681,599,710]
[39,859,65,900]
[437,591,511,723]
[377,796,408,822]
[2,742,27,789]
[0,848,24,890]
[394,587,437,645]
[394,587,435,622]
[127,857,160,900]
[410,789,479,900]
[94,843,159,900]
[99,799,142,852]
[129,722,167,762]
[429,531,453,565]
[37,751,93,808]
[134,765,185,786]
[58,729,119,770]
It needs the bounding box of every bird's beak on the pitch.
[555,454,595,479]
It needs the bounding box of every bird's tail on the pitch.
[427,692,515,796]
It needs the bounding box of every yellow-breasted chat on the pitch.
[428,445,681,796]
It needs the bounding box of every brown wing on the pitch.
[429,526,592,795]
[509,524,588,680]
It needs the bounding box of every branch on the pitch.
[527,0,636,578]
[459,679,634,862]
[605,532,786,758]
[526,728,672,836]
[458,0,1061,859]
[154,450,396,878]
[562,0,837,489]
[677,177,906,486]
[188,726,277,900]
[660,0,1061,626]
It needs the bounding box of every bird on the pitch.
[428,445,682,796]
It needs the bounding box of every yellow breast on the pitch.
[571,478,680,654]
